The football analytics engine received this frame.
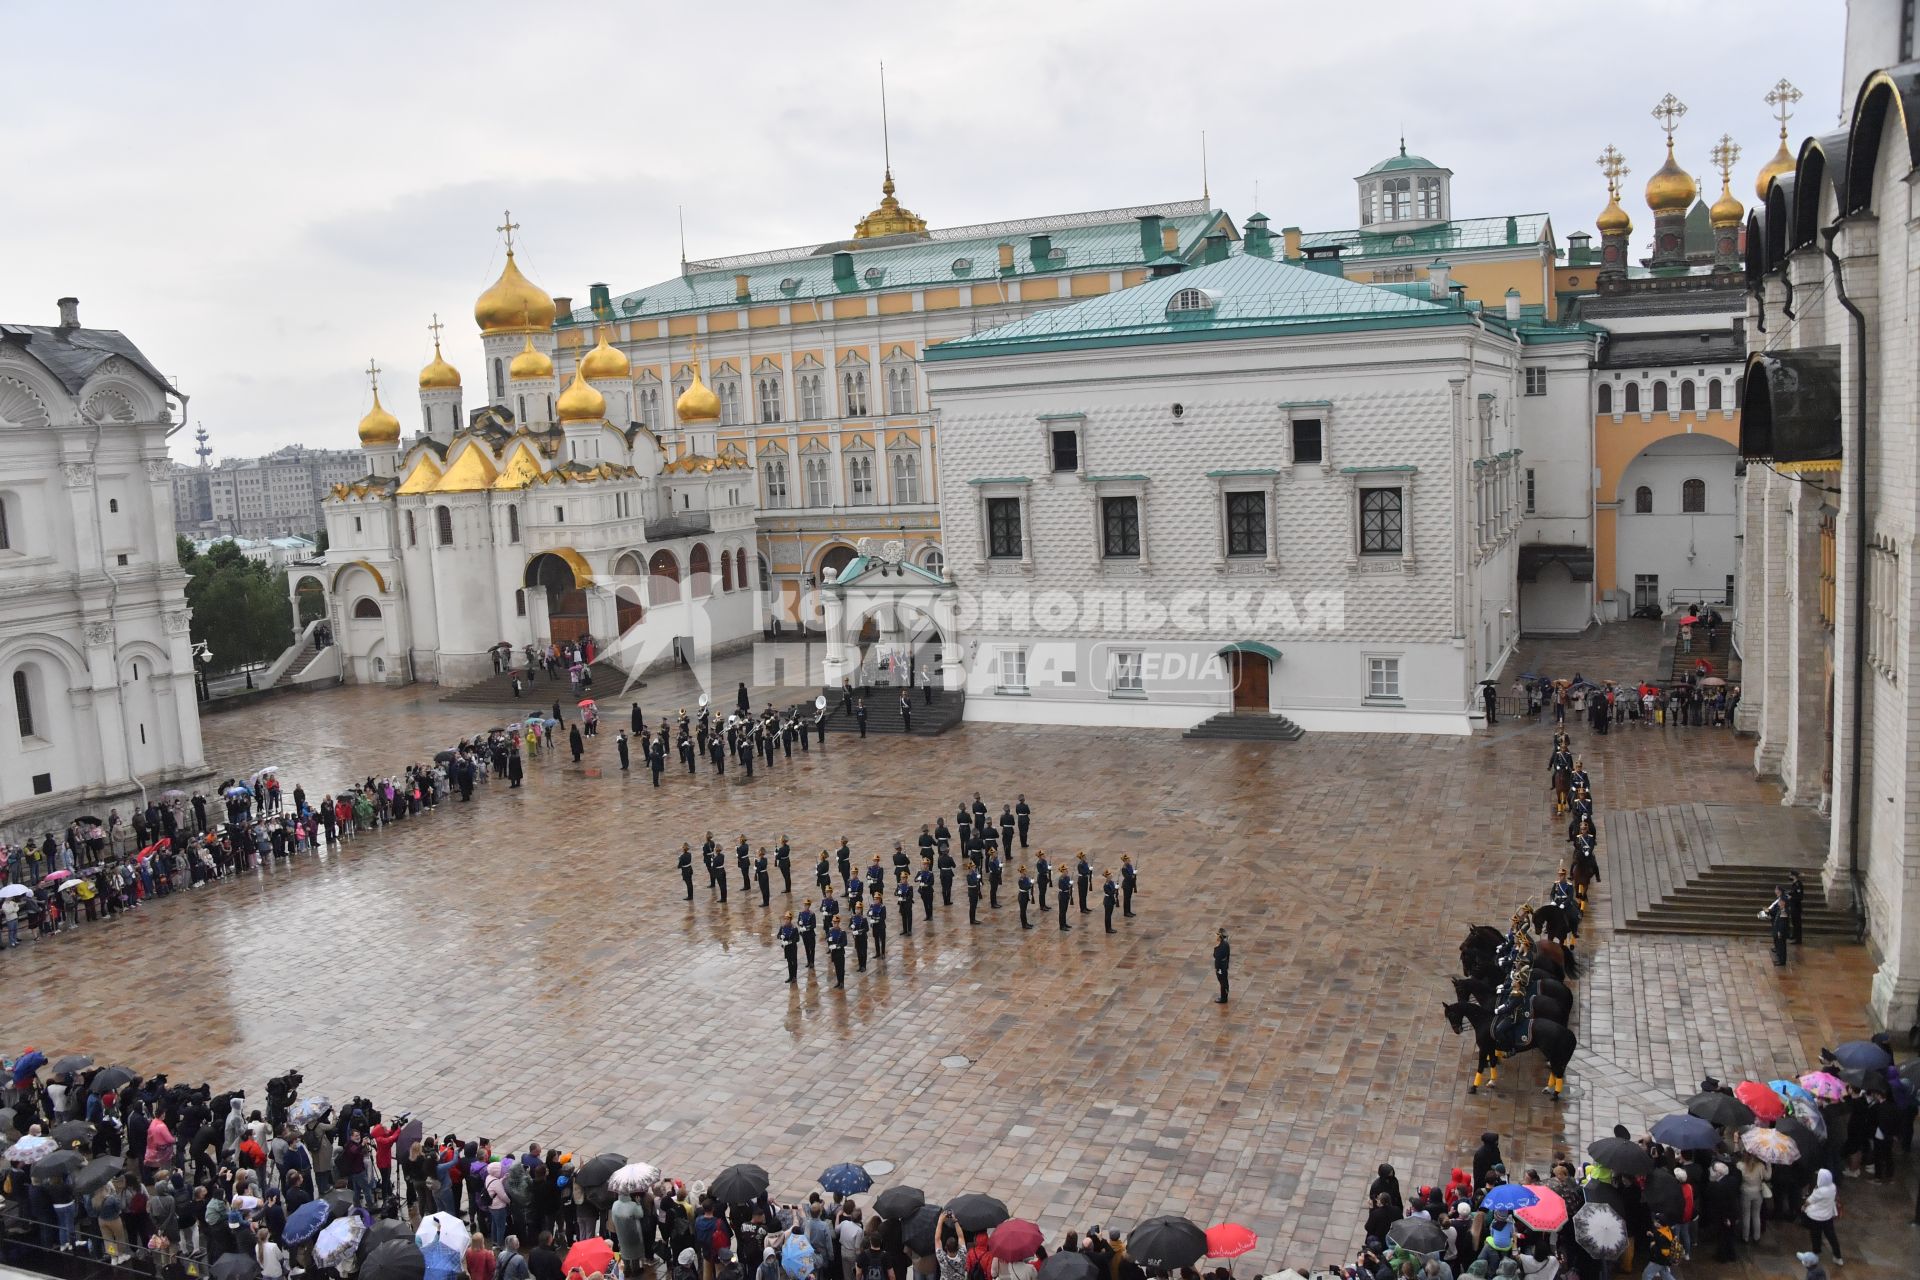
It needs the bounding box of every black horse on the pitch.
[1459,965,1574,1016]
[1450,974,1569,1029]
[1531,902,1580,946]
[1461,925,1575,983]
[1443,999,1577,1100]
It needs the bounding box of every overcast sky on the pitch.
[6,0,1842,461]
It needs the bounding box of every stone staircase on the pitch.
[1182,711,1306,742]
[817,689,967,736]
[1606,802,1852,938]
[1668,625,1741,684]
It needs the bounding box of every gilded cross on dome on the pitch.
[496,210,520,252]
[1651,94,1687,140]
[1596,145,1628,197]
[365,358,382,394]
[427,314,446,345]
[1766,79,1802,135]
[1710,135,1742,186]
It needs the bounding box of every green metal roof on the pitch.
[1293,213,1552,261]
[1362,149,1444,175]
[564,202,1233,325]
[827,554,948,588]
[927,252,1457,359]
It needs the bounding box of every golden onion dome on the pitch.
[474,250,557,335]
[1596,192,1632,236]
[418,340,461,390]
[509,336,554,381]
[357,390,401,446]
[578,328,631,381]
[676,366,721,425]
[1755,136,1795,201]
[556,365,607,423]
[1645,141,1697,214]
[1709,179,1745,229]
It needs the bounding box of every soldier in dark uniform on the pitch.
[735,837,752,892]
[821,887,840,931]
[1016,866,1034,929]
[649,735,665,787]
[918,824,936,860]
[965,862,983,925]
[890,840,911,881]
[1786,870,1805,944]
[866,854,886,897]
[1035,852,1052,910]
[678,844,695,901]
[836,839,854,893]
[855,700,868,737]
[827,918,847,988]
[900,691,912,733]
[999,804,1016,850]
[781,715,795,760]
[797,900,818,969]
[1102,869,1120,933]
[895,872,914,937]
[755,849,771,907]
[1015,795,1032,847]
[851,906,870,972]
[971,792,988,831]
[1076,852,1093,913]
[1057,865,1073,931]
[616,730,630,771]
[935,817,952,860]
[956,801,972,847]
[681,730,698,774]
[1213,929,1231,1003]
[775,839,793,895]
[1120,854,1138,917]
[936,845,956,905]
[868,896,888,959]
[1762,886,1790,966]
[814,703,828,746]
[815,852,833,895]
[986,849,1003,908]
[778,913,799,984]
[916,859,935,921]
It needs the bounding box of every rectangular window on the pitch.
[1225,491,1266,557]
[1524,366,1548,396]
[1524,468,1536,514]
[1359,487,1403,555]
[1366,656,1401,701]
[986,497,1023,559]
[1050,429,1079,473]
[1726,573,1736,610]
[1634,574,1660,611]
[801,375,824,420]
[1110,649,1144,693]
[1291,418,1323,464]
[515,589,527,617]
[999,646,1028,691]
[1100,495,1140,558]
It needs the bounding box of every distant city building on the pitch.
[172,438,363,539]
[189,533,318,568]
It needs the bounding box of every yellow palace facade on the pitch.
[540,174,1235,628]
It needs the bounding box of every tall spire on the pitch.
[853,61,928,239]
[880,59,892,178]
[1201,130,1210,204]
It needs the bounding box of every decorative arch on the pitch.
[815,541,857,583]
[1597,383,1613,414]
[648,549,680,604]
[1745,209,1769,283]
[329,559,388,594]
[689,543,712,597]
[1651,381,1668,412]
[1846,66,1920,214]
[1793,133,1849,251]
[0,372,53,430]
[1763,176,1795,267]
[1624,383,1641,413]
[720,547,733,592]
[351,597,383,620]
[522,546,594,588]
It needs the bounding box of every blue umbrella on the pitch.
[1649,1113,1720,1151]
[421,1242,463,1280]
[1831,1041,1893,1072]
[10,1050,47,1086]
[1769,1079,1814,1103]
[285,1199,330,1245]
[1480,1184,1539,1212]
[781,1234,816,1279]
[819,1163,872,1196]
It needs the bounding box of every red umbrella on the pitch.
[1514,1186,1567,1231]
[562,1238,614,1276]
[1734,1081,1786,1122]
[578,698,597,708]
[988,1220,1045,1262]
[1204,1224,1258,1260]
[1678,615,1699,625]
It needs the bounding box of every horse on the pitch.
[1570,846,1601,905]
[1549,761,1573,816]
[1450,974,1568,1030]
[1531,902,1580,946]
[1462,924,1574,984]
[1443,999,1578,1100]
[1460,924,1506,973]
[1533,935,1579,980]
[1461,964,1574,1015]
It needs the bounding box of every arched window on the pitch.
[887,366,915,413]
[1652,381,1668,412]
[757,555,771,593]
[1681,479,1706,513]
[352,598,382,619]
[757,377,782,423]
[1734,375,1744,407]
[1680,381,1696,411]
[1708,379,1723,410]
[735,548,747,590]
[649,550,681,604]
[891,451,920,504]
[924,547,945,578]
[1624,383,1641,413]
[843,370,869,416]
[507,504,520,543]
[405,510,417,547]
[689,544,712,597]
[720,549,734,592]
[1634,485,1653,514]
[800,374,825,419]
[12,669,33,739]
[435,505,454,546]
[493,358,504,399]
[1597,384,1613,414]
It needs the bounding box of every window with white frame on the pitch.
[1366,655,1401,700]
[802,455,831,507]
[1290,418,1323,465]
[886,365,915,414]
[757,375,783,423]
[763,459,788,508]
[986,496,1023,559]
[890,450,920,504]
[923,547,944,578]
[1109,649,1144,694]
[1101,495,1140,558]
[717,375,742,425]
[1524,468,1536,514]
[847,452,875,505]
[843,369,869,416]
[1225,491,1267,557]
[1359,487,1403,555]
[637,384,660,427]
[1524,366,1548,396]
[998,646,1028,692]
[800,373,825,419]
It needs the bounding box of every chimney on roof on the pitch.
[997,242,1015,271]
[1282,226,1302,261]
[56,297,79,329]
[589,282,613,319]
[1029,234,1053,266]
[734,274,751,301]
[1203,233,1230,264]
[1302,245,1344,276]
[833,251,856,286]
[1161,224,1180,254]
[553,296,574,323]
[1243,213,1272,257]
[1506,216,1519,246]
[1505,288,1522,321]
[1137,214,1164,260]
[1428,259,1452,301]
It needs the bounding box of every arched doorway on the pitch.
[1614,433,1739,617]
[648,550,681,604]
[1219,642,1278,714]
[293,574,328,626]
[525,551,590,645]
[817,543,857,584]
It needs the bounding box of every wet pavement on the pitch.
[4,635,1909,1276]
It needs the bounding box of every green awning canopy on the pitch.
[1217,641,1282,662]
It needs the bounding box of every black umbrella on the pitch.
[48,1054,94,1077]
[434,750,457,764]
[73,816,103,826]
[212,1254,262,1280]
[1776,1115,1824,1159]
[874,1186,926,1221]
[88,1065,138,1095]
[578,1153,629,1208]
[30,1150,85,1185]
[362,1239,426,1280]
[73,1155,124,1196]
[51,1121,95,1149]
[1830,1041,1893,1072]
[711,1162,770,1206]
[1578,1181,1627,1214]
[1127,1216,1209,1271]
[903,1204,943,1255]
[1038,1253,1101,1280]
[1837,1066,1890,1096]
[324,1187,356,1221]
[945,1194,1009,1234]
[1586,1137,1654,1178]
[360,1221,416,1262]
[1386,1219,1449,1254]
[1685,1092,1754,1129]
[1641,1170,1683,1222]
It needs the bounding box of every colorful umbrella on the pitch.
[562,1238,614,1276]
[1798,1071,1846,1101]
[1515,1186,1567,1232]
[1572,1203,1629,1260]
[1203,1224,1258,1260]
[4,1135,56,1164]
[1734,1081,1786,1121]
[781,1234,817,1279]
[285,1199,330,1244]
[607,1162,661,1195]
[290,1097,332,1126]
[1768,1079,1814,1104]
[1481,1184,1539,1212]
[317,1213,367,1267]
[988,1220,1046,1263]
[578,699,597,708]
[1740,1126,1801,1165]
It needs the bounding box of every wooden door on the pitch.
[1230,653,1270,713]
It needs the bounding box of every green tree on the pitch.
[178,539,293,673]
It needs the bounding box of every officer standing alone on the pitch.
[1213,929,1231,1003]
[1760,887,1790,966]
[678,845,695,902]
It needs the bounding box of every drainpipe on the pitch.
[1821,221,1867,916]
